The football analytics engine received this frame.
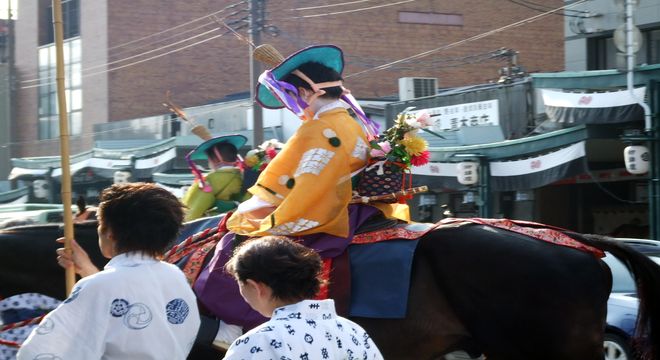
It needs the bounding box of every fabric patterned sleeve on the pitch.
[17,279,109,360]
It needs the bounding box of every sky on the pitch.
[0,0,17,20]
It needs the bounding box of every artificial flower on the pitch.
[265,147,278,160]
[367,109,431,171]
[399,135,428,156]
[370,141,392,157]
[405,111,433,129]
[245,139,284,172]
[410,150,430,166]
[244,149,261,168]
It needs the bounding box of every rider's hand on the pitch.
[56,237,100,278]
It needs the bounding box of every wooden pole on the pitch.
[52,0,76,294]
[249,0,263,146]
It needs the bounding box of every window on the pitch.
[588,26,660,70]
[38,38,82,139]
[40,0,79,45]
[650,29,660,65]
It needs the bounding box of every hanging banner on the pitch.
[490,141,587,191]
[542,87,646,124]
[411,99,499,131]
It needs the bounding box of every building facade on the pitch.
[564,0,660,71]
[10,0,566,159]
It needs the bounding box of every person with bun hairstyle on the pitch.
[223,236,383,360]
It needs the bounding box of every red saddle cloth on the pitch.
[439,217,605,258]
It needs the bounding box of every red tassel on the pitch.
[314,258,332,300]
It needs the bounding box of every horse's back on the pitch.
[0,222,105,300]
[415,224,610,359]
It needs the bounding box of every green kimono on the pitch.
[182,167,245,221]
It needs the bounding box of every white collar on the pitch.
[271,299,337,318]
[313,100,346,120]
[104,252,158,270]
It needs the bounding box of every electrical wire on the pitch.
[107,0,247,52]
[346,48,512,71]
[17,4,249,82]
[289,0,376,11]
[273,0,416,20]
[19,17,248,87]
[20,24,247,90]
[345,0,588,79]
[513,0,588,14]
[506,0,587,18]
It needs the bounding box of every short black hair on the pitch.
[282,61,343,99]
[76,195,86,214]
[205,142,238,163]
[225,236,323,302]
[97,183,184,257]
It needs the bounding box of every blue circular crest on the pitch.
[63,287,81,304]
[166,298,190,325]
[110,298,130,317]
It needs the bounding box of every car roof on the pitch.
[612,238,660,256]
[613,237,660,247]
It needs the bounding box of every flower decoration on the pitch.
[244,139,285,171]
[368,109,432,170]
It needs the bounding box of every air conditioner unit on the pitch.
[398,77,438,101]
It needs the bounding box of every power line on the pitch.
[273,0,416,20]
[506,0,587,18]
[107,0,247,52]
[103,8,248,62]
[289,0,376,11]
[20,24,248,90]
[17,4,249,82]
[515,0,588,14]
[345,0,588,79]
[19,17,248,87]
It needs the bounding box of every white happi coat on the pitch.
[223,299,383,360]
[17,253,201,360]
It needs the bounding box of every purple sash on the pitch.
[192,204,379,329]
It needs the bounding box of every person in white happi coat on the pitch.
[223,236,384,360]
[17,183,201,360]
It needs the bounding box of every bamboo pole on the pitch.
[52,0,76,294]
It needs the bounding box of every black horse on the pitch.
[1,220,659,360]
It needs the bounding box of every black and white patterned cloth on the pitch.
[224,299,383,360]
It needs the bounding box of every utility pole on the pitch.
[249,0,265,147]
[5,0,15,179]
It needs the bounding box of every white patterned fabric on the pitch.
[17,253,200,360]
[269,219,320,235]
[0,294,61,360]
[352,137,369,161]
[294,148,336,178]
[224,299,383,360]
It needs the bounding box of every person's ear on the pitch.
[246,279,270,298]
[298,87,311,99]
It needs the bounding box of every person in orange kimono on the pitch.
[193,45,409,349]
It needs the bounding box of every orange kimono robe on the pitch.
[227,104,408,238]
